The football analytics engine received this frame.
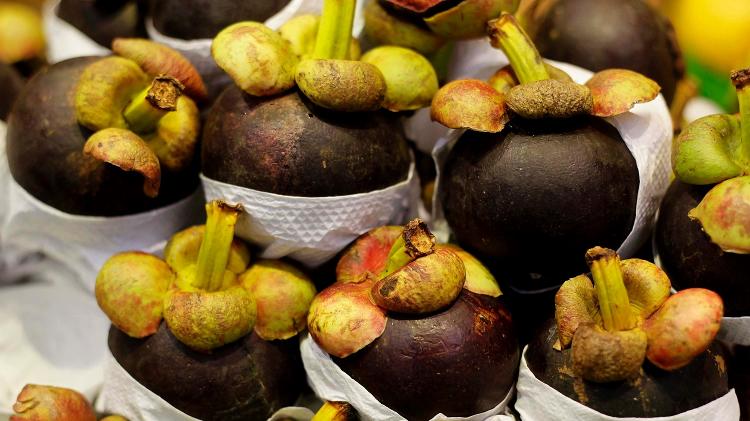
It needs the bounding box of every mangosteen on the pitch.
[655,69,750,316]
[524,246,726,417]
[337,290,518,421]
[308,220,519,421]
[432,14,662,290]
[57,0,146,48]
[96,201,317,420]
[108,323,303,421]
[527,318,729,417]
[203,3,440,198]
[655,181,750,316]
[440,116,638,284]
[6,39,205,216]
[528,0,683,104]
[150,0,291,40]
[203,88,411,196]
[0,62,24,121]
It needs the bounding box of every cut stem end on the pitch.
[487,13,549,85]
[193,201,242,292]
[586,247,635,332]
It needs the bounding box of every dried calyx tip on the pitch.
[403,218,435,258]
[585,246,617,266]
[731,69,750,90]
[146,75,184,111]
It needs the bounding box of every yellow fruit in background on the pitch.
[664,0,750,74]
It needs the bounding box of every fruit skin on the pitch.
[151,0,291,40]
[532,0,682,104]
[108,322,303,421]
[6,57,199,216]
[440,116,638,288]
[0,62,24,121]
[655,180,750,317]
[202,88,411,196]
[336,290,519,421]
[527,318,730,417]
[57,0,146,48]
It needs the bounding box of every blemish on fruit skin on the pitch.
[714,354,726,375]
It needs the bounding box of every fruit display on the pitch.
[95,201,316,420]
[305,219,518,420]
[433,13,664,291]
[201,0,439,266]
[517,247,733,419]
[521,0,683,105]
[655,70,750,317]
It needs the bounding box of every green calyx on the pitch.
[674,68,750,185]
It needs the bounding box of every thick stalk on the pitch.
[193,201,240,292]
[731,69,750,171]
[586,247,635,332]
[487,13,549,85]
[379,219,435,278]
[314,0,356,60]
[123,76,183,134]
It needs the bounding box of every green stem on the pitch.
[313,0,356,60]
[731,69,750,171]
[193,201,240,292]
[586,247,635,332]
[487,13,549,85]
[123,76,183,134]
[379,219,435,278]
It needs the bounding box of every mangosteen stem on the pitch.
[487,13,549,85]
[193,201,241,292]
[123,76,184,134]
[731,69,750,171]
[380,219,436,278]
[313,0,356,60]
[585,247,635,332]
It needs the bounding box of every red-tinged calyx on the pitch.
[336,226,403,283]
[431,79,507,132]
[11,384,96,421]
[688,176,750,254]
[308,278,388,358]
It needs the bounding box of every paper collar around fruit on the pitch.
[95,200,317,352]
[74,38,206,198]
[211,0,438,112]
[430,13,661,133]
[307,219,502,358]
[555,247,723,383]
[672,69,750,254]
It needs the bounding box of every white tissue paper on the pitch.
[43,0,110,64]
[147,0,367,98]
[96,349,315,421]
[201,164,417,268]
[428,59,672,257]
[300,334,516,421]
[515,347,741,421]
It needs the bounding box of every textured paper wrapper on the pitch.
[96,349,315,421]
[43,0,110,63]
[0,128,203,412]
[300,334,516,421]
[428,59,672,261]
[147,0,367,98]
[201,163,417,268]
[515,348,741,421]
